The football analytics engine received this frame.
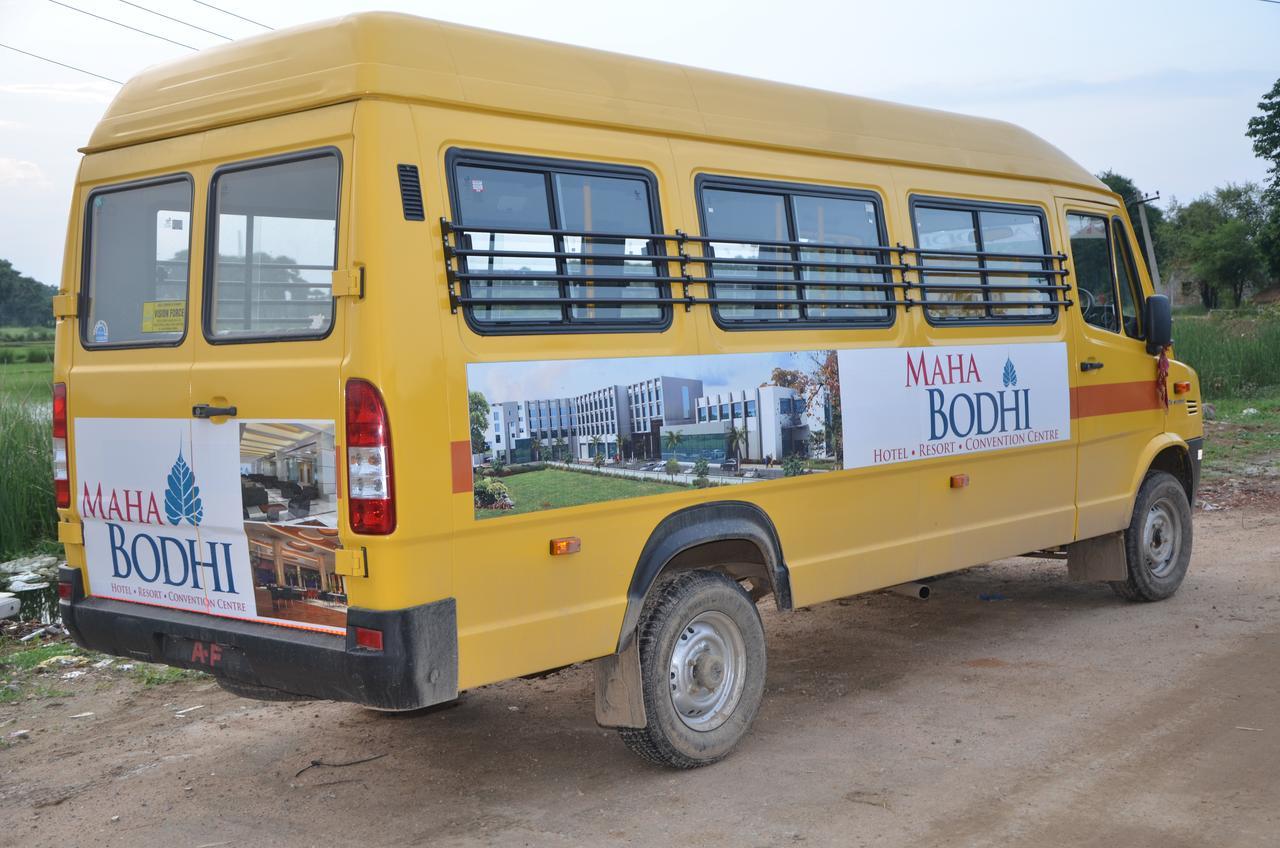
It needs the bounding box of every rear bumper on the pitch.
[58,566,458,710]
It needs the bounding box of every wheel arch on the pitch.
[615,501,791,652]
[1129,434,1196,511]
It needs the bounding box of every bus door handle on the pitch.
[1079,361,1105,372]
[193,403,238,418]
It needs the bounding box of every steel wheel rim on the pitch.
[1143,497,1182,578]
[668,609,746,731]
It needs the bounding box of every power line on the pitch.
[189,0,271,30]
[115,0,232,40]
[0,41,122,84]
[46,0,199,51]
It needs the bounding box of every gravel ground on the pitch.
[2,505,1278,848]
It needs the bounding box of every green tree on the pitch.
[1097,170,1168,278]
[468,392,490,454]
[0,260,56,327]
[692,457,710,481]
[725,424,748,462]
[1167,184,1271,306]
[1246,77,1280,203]
[664,457,681,480]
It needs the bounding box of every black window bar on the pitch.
[897,243,1073,315]
[441,219,1071,328]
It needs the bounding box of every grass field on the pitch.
[477,467,685,518]
[1174,310,1280,398]
[0,357,56,558]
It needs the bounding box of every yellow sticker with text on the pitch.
[141,300,185,333]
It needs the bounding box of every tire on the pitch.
[620,570,766,768]
[1110,470,1193,602]
[216,677,313,702]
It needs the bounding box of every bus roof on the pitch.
[85,12,1103,192]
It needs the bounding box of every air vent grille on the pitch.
[1186,399,1199,415]
[397,164,424,221]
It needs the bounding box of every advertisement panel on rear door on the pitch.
[75,417,346,634]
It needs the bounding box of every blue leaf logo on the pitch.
[1002,357,1018,388]
[164,448,203,526]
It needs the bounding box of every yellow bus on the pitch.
[53,13,1203,767]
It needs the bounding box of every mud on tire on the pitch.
[620,570,766,768]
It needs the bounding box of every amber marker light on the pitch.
[550,537,581,556]
[950,474,970,489]
[1173,381,1191,394]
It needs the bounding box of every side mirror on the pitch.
[1144,294,1172,354]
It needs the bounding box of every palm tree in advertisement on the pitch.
[725,424,748,464]
[663,429,683,461]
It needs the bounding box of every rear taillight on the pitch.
[52,382,69,508]
[345,379,395,534]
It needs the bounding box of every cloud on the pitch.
[0,157,47,186]
[0,81,115,103]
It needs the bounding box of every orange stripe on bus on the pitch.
[1070,380,1162,419]
[450,440,473,494]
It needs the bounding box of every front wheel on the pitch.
[620,570,766,768]
[1110,470,1193,602]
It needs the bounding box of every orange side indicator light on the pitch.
[550,537,581,556]
[1173,381,1191,395]
[950,474,970,489]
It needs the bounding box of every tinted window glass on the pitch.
[702,188,796,322]
[916,207,981,321]
[701,184,891,325]
[980,210,1052,318]
[456,166,558,323]
[1112,220,1143,339]
[208,154,339,340]
[452,159,666,330]
[794,195,891,321]
[83,178,191,347]
[913,202,1053,323]
[556,173,661,322]
[1067,213,1119,333]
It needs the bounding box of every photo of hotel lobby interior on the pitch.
[238,421,339,527]
[247,523,346,629]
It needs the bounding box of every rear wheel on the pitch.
[620,570,766,768]
[1110,471,1193,602]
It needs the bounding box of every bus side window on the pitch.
[1111,219,1144,340]
[1066,212,1118,334]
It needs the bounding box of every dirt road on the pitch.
[3,506,1279,848]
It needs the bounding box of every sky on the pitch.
[468,350,817,404]
[1,0,1277,288]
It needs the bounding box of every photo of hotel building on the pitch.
[484,374,823,466]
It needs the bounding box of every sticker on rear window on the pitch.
[93,320,108,343]
[141,300,185,333]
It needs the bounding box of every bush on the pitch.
[692,457,710,479]
[23,346,52,364]
[0,349,14,365]
[782,455,806,477]
[490,457,506,476]
[473,477,513,509]
[693,477,710,488]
